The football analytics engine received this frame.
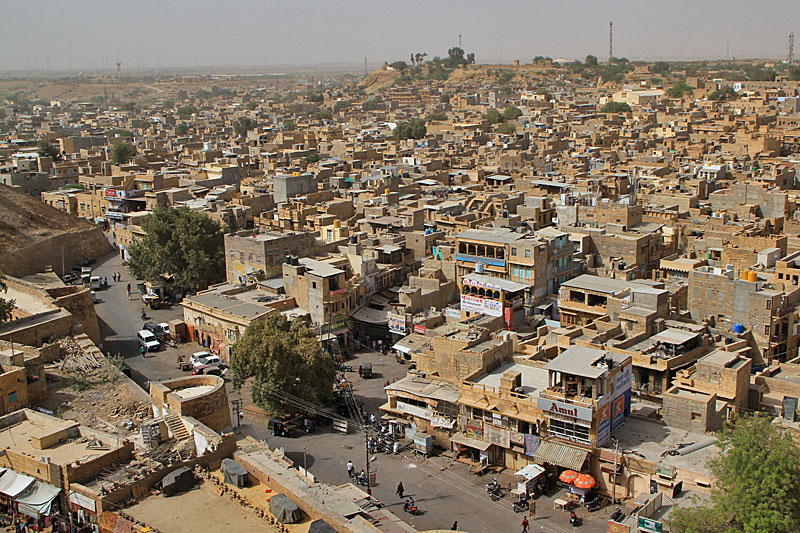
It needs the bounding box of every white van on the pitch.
[137,330,161,352]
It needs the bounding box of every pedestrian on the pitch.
[358,365,362,378]
[521,516,529,533]
[396,481,404,498]
[140,345,146,358]
[451,521,458,531]
[103,276,108,286]
[347,460,354,478]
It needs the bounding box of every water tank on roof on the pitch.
[350,235,358,244]
[733,323,746,334]
[475,263,485,274]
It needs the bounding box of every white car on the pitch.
[137,330,161,352]
[158,323,170,335]
[190,351,221,368]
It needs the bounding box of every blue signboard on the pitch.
[455,253,506,267]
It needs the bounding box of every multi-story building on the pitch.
[224,230,318,283]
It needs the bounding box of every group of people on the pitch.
[111,271,122,282]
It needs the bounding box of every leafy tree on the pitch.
[467,52,475,64]
[652,61,670,74]
[789,65,800,81]
[0,269,15,323]
[668,415,800,533]
[177,105,198,119]
[389,61,408,71]
[426,112,447,121]
[444,47,469,68]
[37,139,60,160]
[362,99,382,111]
[439,92,451,103]
[127,206,225,290]
[234,116,257,137]
[394,118,426,140]
[245,101,259,111]
[230,313,335,413]
[123,102,136,112]
[497,122,517,134]
[312,109,332,120]
[584,54,599,67]
[283,120,295,130]
[709,86,736,101]
[175,123,189,136]
[334,100,350,111]
[305,151,321,164]
[109,141,136,165]
[503,105,523,121]
[482,108,503,124]
[667,81,693,99]
[600,101,632,113]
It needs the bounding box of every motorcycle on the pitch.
[403,501,421,515]
[512,497,528,513]
[610,508,624,522]
[486,478,502,500]
[354,471,368,487]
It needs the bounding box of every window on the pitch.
[312,281,317,289]
[765,325,771,336]
[766,300,771,310]
[691,412,701,420]
[525,249,531,258]
[549,419,591,445]
[511,247,517,256]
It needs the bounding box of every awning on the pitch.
[450,432,492,451]
[514,464,546,481]
[532,440,589,470]
[15,481,61,519]
[0,471,35,498]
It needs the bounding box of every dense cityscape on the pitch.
[2,9,800,533]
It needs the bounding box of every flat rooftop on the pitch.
[172,385,215,400]
[2,285,56,315]
[544,345,628,379]
[473,362,549,398]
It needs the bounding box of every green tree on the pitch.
[283,120,295,130]
[709,86,737,101]
[483,108,503,124]
[312,109,332,120]
[584,54,599,67]
[393,118,426,140]
[177,105,198,119]
[175,123,189,136]
[37,139,60,160]
[0,269,15,323]
[234,116,257,137]
[668,415,800,533]
[305,151,321,164]
[652,61,670,74]
[426,112,447,121]
[790,65,800,81]
[503,105,523,121]
[667,81,693,99]
[127,207,225,291]
[109,141,136,165]
[334,100,350,111]
[389,61,408,71]
[230,313,335,413]
[444,47,468,67]
[497,122,516,134]
[600,101,632,113]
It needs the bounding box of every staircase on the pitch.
[164,414,190,441]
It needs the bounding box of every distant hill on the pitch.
[358,69,400,93]
[0,184,112,278]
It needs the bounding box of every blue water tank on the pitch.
[733,323,746,334]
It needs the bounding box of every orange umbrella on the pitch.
[559,470,579,483]
[573,473,596,489]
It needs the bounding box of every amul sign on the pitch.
[537,397,593,422]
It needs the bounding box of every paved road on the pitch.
[92,248,610,532]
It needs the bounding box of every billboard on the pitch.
[537,397,593,422]
[597,396,612,446]
[388,313,407,334]
[461,294,503,317]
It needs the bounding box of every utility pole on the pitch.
[231,398,243,428]
[611,436,619,504]
[459,33,462,49]
[726,37,730,60]
[364,57,367,77]
[608,21,613,63]
[364,426,372,495]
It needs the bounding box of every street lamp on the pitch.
[611,436,619,505]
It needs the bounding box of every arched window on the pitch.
[459,243,467,253]
[478,288,486,297]
[497,248,505,259]
[477,245,485,257]
[468,244,476,255]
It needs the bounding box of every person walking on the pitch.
[140,345,146,358]
[358,365,362,378]
[521,516,529,533]
[396,482,404,498]
[451,522,458,531]
[347,460,354,478]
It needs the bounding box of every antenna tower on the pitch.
[609,21,613,63]
[790,33,795,64]
[459,34,462,48]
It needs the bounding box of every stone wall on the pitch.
[0,226,112,279]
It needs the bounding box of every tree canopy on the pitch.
[600,101,632,113]
[709,86,737,101]
[109,141,136,165]
[37,139,60,160]
[127,206,225,290]
[394,118,426,140]
[0,269,15,323]
[233,116,257,137]
[668,415,800,533]
[584,54,598,67]
[231,313,335,413]
[175,123,189,136]
[483,108,503,124]
[667,81,693,99]
[177,105,198,119]
[503,105,523,121]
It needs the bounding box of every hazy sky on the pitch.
[3,1,800,71]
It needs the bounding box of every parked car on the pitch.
[158,323,170,336]
[137,330,161,352]
[190,351,221,368]
[192,365,227,377]
[143,322,166,339]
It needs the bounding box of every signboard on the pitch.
[597,395,612,446]
[431,417,456,429]
[330,315,346,331]
[484,423,511,448]
[413,324,427,334]
[461,294,503,317]
[613,363,633,399]
[465,419,483,439]
[397,401,433,421]
[612,394,626,430]
[537,397,593,422]
[70,492,96,512]
[443,307,461,319]
[524,434,540,457]
[455,253,506,267]
[637,517,663,533]
[510,430,524,446]
[388,313,407,335]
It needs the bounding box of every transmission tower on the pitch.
[789,33,795,64]
[609,21,613,63]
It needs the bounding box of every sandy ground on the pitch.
[125,472,314,533]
